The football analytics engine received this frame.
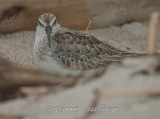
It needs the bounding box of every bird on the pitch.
[34,13,138,75]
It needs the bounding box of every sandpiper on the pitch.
[34,13,137,74]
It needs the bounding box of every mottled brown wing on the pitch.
[51,29,137,71]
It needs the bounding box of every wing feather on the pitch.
[51,28,138,70]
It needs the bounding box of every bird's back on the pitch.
[50,28,139,71]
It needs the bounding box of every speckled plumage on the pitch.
[34,13,137,74]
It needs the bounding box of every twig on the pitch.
[0,114,22,119]
[77,88,160,119]
[82,89,101,119]
[85,19,92,33]
[148,11,159,55]
[100,88,160,99]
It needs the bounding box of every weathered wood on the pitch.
[0,0,160,34]
[0,56,104,102]
[0,56,76,102]
[0,0,91,34]
[0,115,22,119]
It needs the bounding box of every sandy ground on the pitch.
[0,22,160,119]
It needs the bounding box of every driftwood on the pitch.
[0,0,160,34]
[0,57,76,102]
[148,12,159,55]
[0,57,104,102]
[0,114,22,119]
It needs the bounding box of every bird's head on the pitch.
[37,13,60,47]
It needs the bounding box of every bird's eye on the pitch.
[38,21,44,27]
[52,20,57,26]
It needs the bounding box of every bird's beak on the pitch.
[45,26,52,48]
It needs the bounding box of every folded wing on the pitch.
[51,28,138,71]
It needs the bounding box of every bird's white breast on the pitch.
[38,54,80,75]
[38,54,64,72]
[34,34,64,73]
